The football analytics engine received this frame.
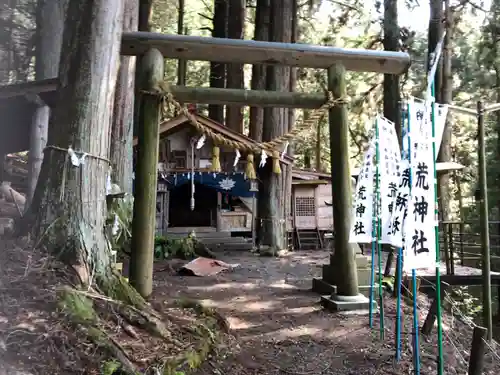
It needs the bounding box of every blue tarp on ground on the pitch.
[163,171,255,197]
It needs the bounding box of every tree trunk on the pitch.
[248,0,270,142]
[110,0,138,194]
[427,0,443,100]
[27,0,68,208]
[438,0,453,244]
[382,0,400,277]
[177,0,187,86]
[225,0,245,133]
[258,0,293,251]
[139,0,153,31]
[208,0,228,124]
[34,0,124,282]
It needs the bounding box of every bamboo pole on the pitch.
[129,48,164,298]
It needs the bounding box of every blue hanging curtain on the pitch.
[163,172,255,198]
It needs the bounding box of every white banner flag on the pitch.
[377,117,402,244]
[406,98,448,159]
[382,160,410,248]
[403,134,437,272]
[349,143,375,244]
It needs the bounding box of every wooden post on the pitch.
[421,282,449,335]
[477,100,493,341]
[328,64,359,297]
[467,326,487,375]
[448,223,455,275]
[129,48,164,298]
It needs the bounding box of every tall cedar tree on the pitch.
[257,0,293,251]
[226,0,245,132]
[34,0,124,282]
[209,0,228,123]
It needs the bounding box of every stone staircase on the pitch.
[166,227,253,251]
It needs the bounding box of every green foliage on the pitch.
[154,233,197,260]
[106,195,134,256]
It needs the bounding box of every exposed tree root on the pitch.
[57,274,225,375]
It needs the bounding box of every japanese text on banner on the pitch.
[403,134,437,272]
[382,160,410,248]
[377,117,402,244]
[349,143,375,244]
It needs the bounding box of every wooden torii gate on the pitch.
[122,31,411,311]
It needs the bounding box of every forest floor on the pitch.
[0,238,234,375]
[154,250,500,375]
[1,239,500,375]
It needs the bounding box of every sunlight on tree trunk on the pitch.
[34,0,124,283]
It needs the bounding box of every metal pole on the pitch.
[477,100,493,341]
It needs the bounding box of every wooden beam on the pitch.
[0,78,58,100]
[121,32,411,74]
[169,85,327,108]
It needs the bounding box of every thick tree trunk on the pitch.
[225,0,245,133]
[248,0,270,142]
[27,0,68,208]
[258,0,292,251]
[34,0,124,282]
[110,0,138,194]
[208,0,228,124]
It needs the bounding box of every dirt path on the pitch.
[153,251,399,375]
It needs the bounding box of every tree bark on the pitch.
[208,0,228,124]
[248,0,270,142]
[258,0,292,251]
[382,0,400,278]
[110,0,138,194]
[139,0,153,31]
[225,0,245,133]
[427,0,444,100]
[34,0,124,282]
[438,0,453,241]
[27,0,68,208]
[177,0,187,86]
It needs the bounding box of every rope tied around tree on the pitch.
[146,81,348,178]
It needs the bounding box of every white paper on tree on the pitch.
[403,121,438,272]
[377,117,402,244]
[349,143,375,244]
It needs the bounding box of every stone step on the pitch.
[312,277,382,299]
